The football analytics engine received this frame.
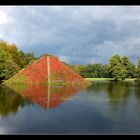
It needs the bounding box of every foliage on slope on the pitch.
[4,56,86,85]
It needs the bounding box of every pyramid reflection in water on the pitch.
[7,84,85,109]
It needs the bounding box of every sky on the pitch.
[0,6,140,64]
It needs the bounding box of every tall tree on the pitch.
[122,56,136,78]
[0,40,24,69]
[0,50,19,81]
[0,40,37,81]
[137,59,140,80]
[109,55,127,80]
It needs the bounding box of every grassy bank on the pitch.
[85,78,136,82]
[85,78,113,81]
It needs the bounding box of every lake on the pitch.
[0,81,140,134]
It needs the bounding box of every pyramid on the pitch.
[4,55,86,85]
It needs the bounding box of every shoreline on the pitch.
[85,78,137,82]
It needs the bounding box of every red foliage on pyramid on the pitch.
[18,55,85,84]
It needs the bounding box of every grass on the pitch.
[32,81,87,86]
[121,78,136,82]
[3,74,27,86]
[85,78,136,82]
[85,78,113,81]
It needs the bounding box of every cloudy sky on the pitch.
[0,6,140,64]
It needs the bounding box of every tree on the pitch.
[79,65,89,78]
[102,64,110,78]
[0,50,20,81]
[0,41,25,69]
[19,51,36,67]
[137,59,140,80]
[0,41,37,81]
[112,64,127,80]
[122,56,136,78]
[109,55,127,80]
[72,64,108,78]
[0,40,26,81]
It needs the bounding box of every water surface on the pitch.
[0,81,140,134]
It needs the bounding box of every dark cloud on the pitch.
[0,6,140,64]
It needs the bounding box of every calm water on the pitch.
[0,81,140,134]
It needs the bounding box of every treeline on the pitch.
[0,41,36,81]
[1,40,140,82]
[71,55,140,81]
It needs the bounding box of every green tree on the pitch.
[102,64,110,78]
[122,56,136,78]
[109,55,127,80]
[79,65,89,78]
[90,64,105,78]
[72,64,108,78]
[0,50,20,81]
[112,65,127,80]
[0,40,37,81]
[137,59,140,80]
[19,51,36,67]
[0,41,25,69]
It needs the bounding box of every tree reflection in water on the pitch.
[86,81,140,109]
[0,85,30,117]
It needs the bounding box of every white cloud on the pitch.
[0,10,9,25]
[0,6,140,64]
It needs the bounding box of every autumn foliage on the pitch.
[50,56,85,83]
[6,55,86,84]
